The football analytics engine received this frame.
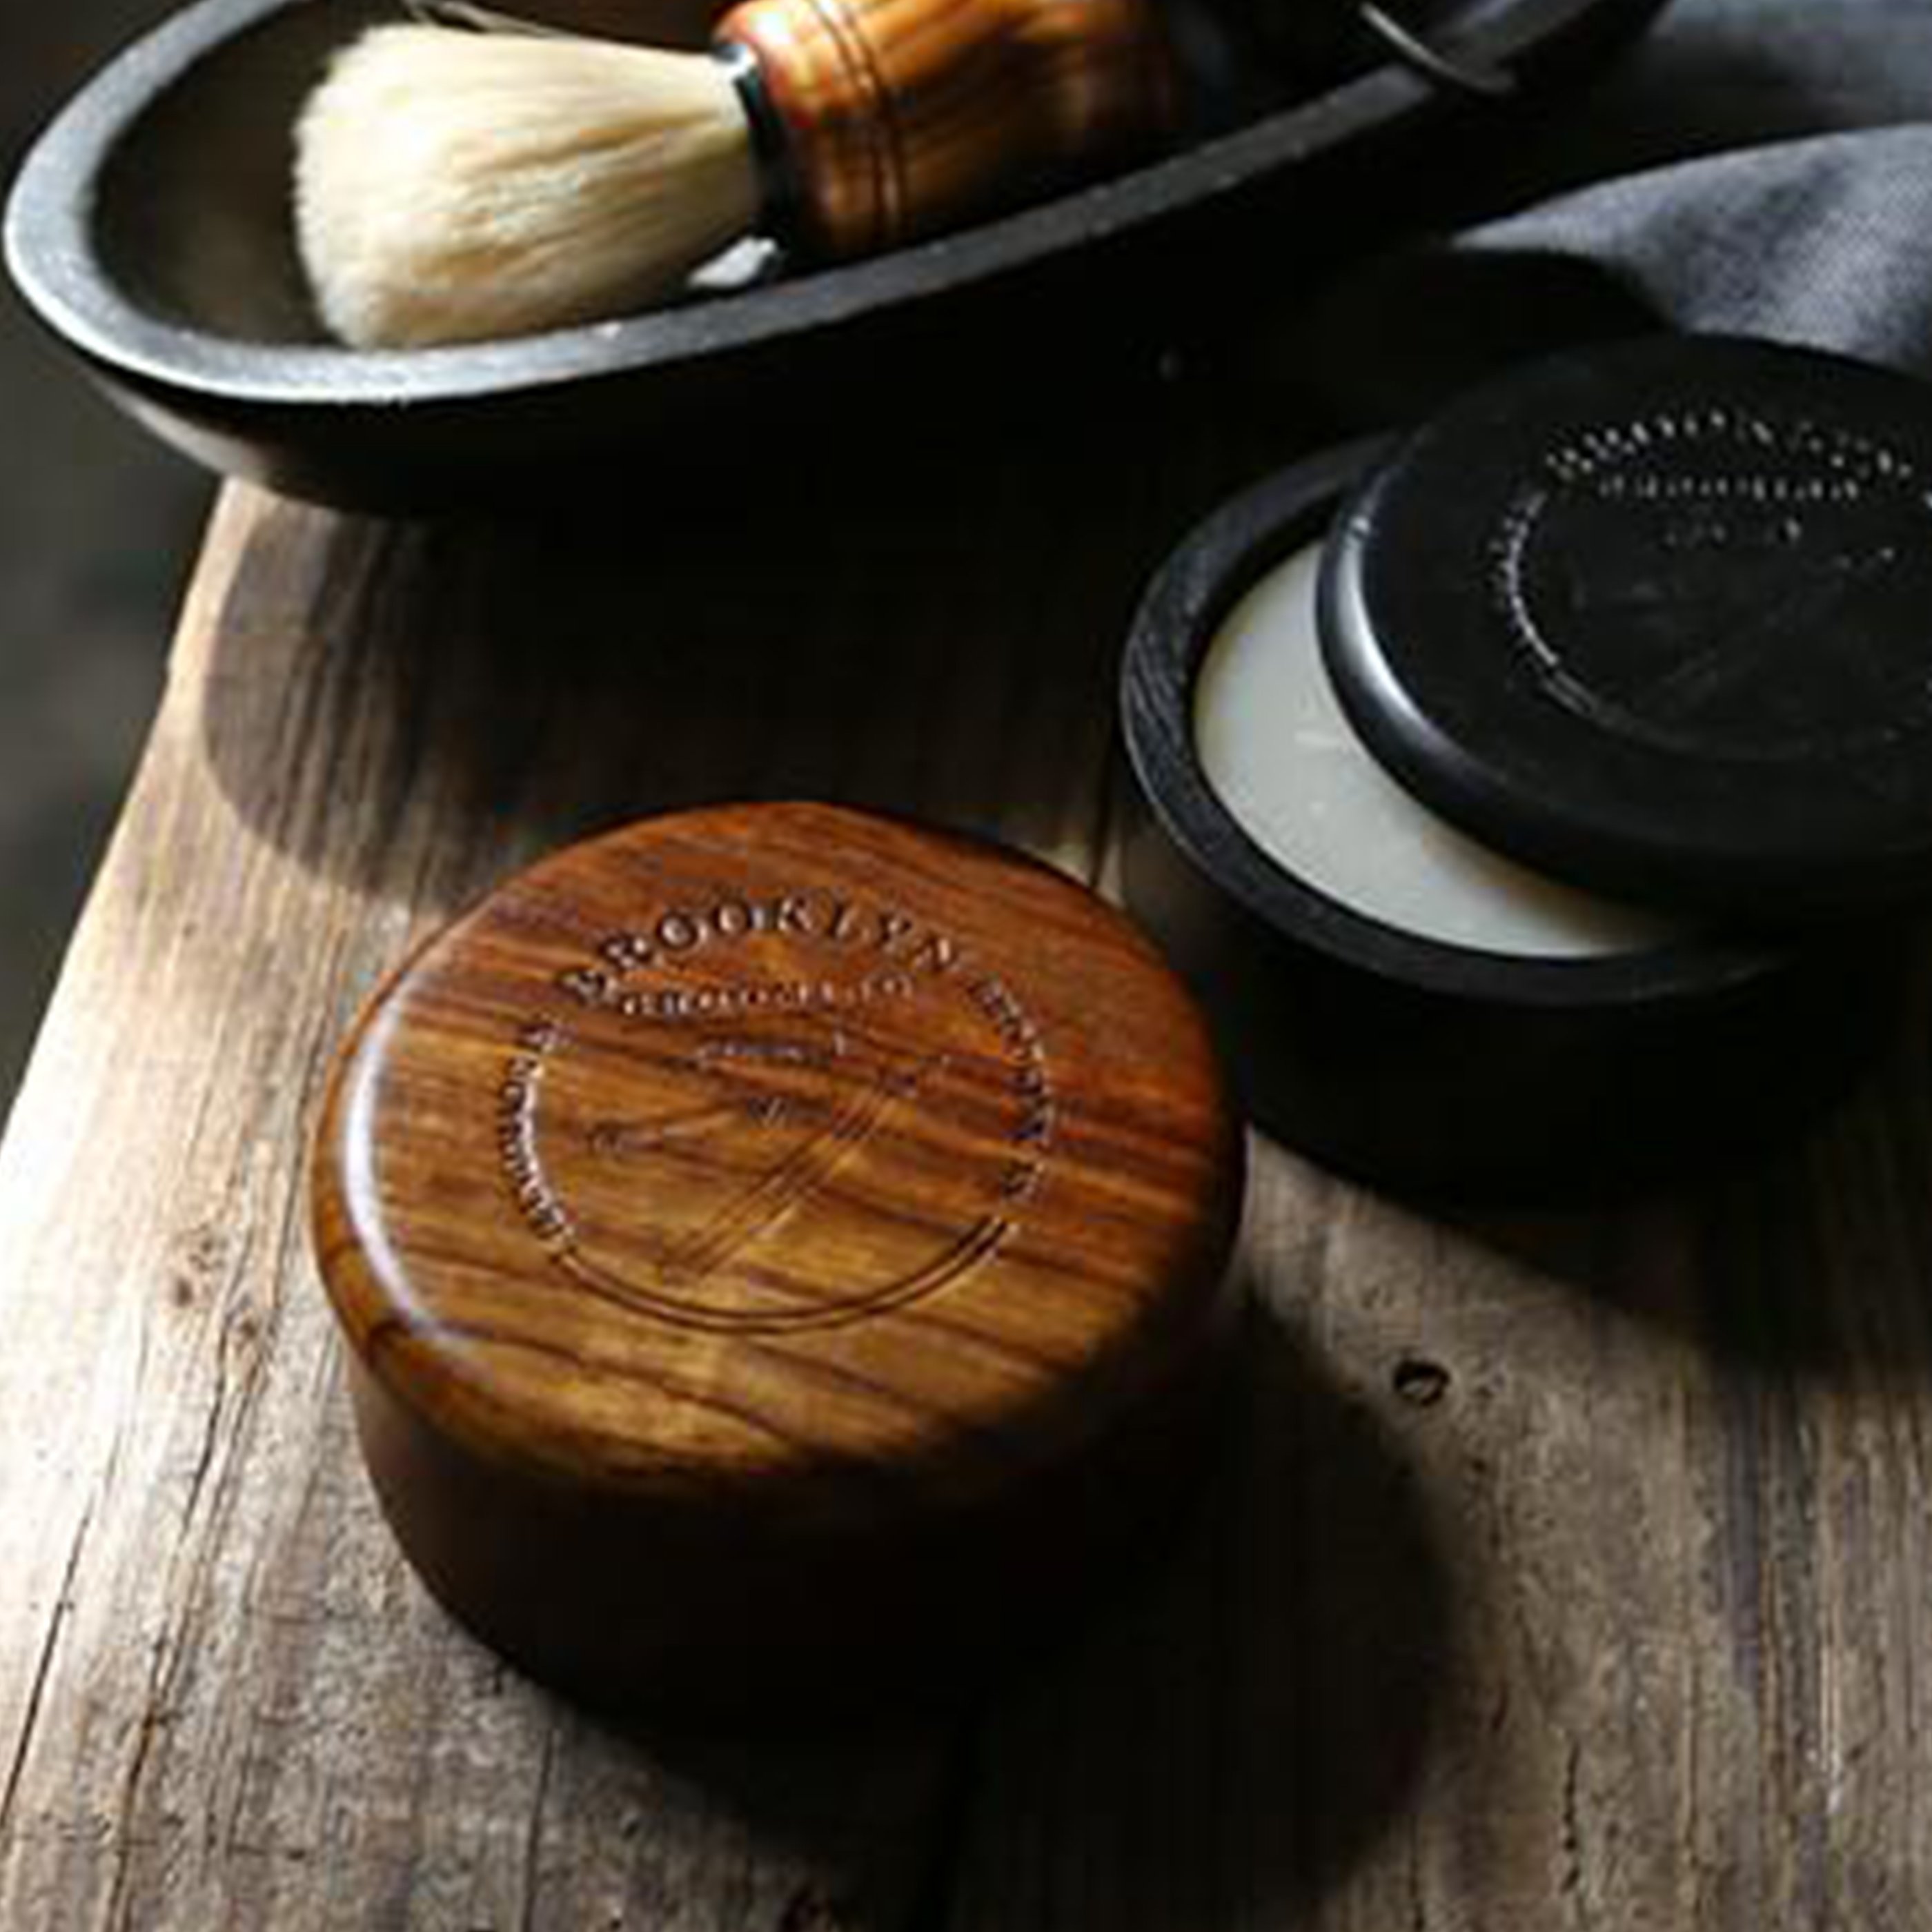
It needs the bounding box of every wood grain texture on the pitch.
[2,392,1932,1926]
[312,800,1239,1711]
[318,802,1237,1489]
[722,0,1177,256]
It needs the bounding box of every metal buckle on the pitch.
[1354,1,1517,98]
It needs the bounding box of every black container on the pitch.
[1120,340,1929,1198]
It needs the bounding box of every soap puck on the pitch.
[1120,437,1899,1199]
[311,802,1242,1716]
[1321,336,1932,920]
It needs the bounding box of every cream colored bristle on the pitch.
[295,25,760,348]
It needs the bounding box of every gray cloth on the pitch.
[1468,0,1932,366]
[1341,0,1932,383]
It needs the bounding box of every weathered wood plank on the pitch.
[0,484,962,1930]
[3,395,1932,1929]
[949,1065,1932,1929]
[0,405,1223,1929]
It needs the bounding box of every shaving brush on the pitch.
[296,0,1181,348]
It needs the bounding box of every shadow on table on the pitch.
[620,1297,1454,1929]
[194,384,1276,916]
[1429,947,1932,1381]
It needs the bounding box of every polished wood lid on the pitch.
[311,804,1241,1702]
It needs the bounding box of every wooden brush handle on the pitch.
[717,0,1180,258]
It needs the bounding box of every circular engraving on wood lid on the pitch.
[496,887,1056,1334]
[315,804,1241,1506]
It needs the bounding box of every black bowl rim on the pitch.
[8,0,1650,411]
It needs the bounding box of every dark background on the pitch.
[1,3,208,1116]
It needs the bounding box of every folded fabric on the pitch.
[1284,0,1932,409]
[1463,125,1932,373]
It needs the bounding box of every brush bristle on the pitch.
[295,25,760,348]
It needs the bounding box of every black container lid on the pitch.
[1320,335,1932,923]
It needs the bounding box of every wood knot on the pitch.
[168,1220,232,1308]
[1392,1358,1451,1408]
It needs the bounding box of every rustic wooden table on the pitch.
[3,388,1931,1929]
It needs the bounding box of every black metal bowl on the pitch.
[5,0,1664,509]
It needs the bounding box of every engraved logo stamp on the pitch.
[1488,404,1932,760]
[495,891,1054,1333]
